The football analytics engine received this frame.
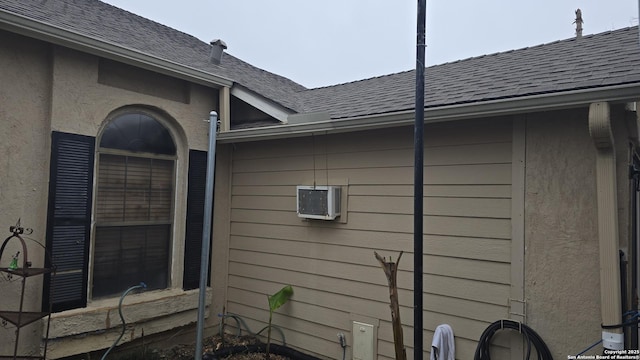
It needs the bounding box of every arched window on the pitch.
[99,112,176,154]
[93,112,176,298]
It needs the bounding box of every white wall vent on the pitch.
[296,185,341,220]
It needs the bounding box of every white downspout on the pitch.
[589,101,624,350]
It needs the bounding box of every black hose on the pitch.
[602,313,640,329]
[474,320,553,360]
[620,250,628,349]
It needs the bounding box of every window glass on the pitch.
[94,112,175,298]
[96,155,173,222]
[93,224,170,298]
[99,113,176,155]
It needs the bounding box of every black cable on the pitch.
[474,320,553,360]
[601,311,640,329]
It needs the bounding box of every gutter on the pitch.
[0,9,233,88]
[217,82,640,143]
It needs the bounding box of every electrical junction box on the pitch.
[352,321,374,360]
[296,185,341,220]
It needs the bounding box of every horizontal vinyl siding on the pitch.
[226,119,512,359]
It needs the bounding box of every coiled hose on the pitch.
[100,282,147,360]
[474,320,553,360]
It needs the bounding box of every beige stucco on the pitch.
[0,29,223,359]
[0,30,53,357]
[524,109,602,356]
[48,46,218,149]
[524,105,636,357]
[46,289,212,358]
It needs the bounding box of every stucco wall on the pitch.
[0,31,53,356]
[524,106,635,358]
[49,46,217,150]
[0,29,225,358]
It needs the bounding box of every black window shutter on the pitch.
[44,132,95,312]
[183,150,211,290]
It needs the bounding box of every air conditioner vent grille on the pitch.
[296,186,341,220]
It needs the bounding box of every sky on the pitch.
[101,1,639,89]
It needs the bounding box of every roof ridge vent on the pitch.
[209,39,227,65]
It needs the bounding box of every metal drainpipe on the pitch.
[589,102,624,350]
[414,0,426,358]
[631,153,639,349]
[195,111,219,360]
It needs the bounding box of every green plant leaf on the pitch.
[268,285,293,312]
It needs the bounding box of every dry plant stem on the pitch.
[375,251,407,360]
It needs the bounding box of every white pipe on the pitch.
[195,111,218,359]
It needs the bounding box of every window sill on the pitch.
[47,287,212,339]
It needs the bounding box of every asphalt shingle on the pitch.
[300,27,640,119]
[2,0,640,122]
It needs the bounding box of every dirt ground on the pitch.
[153,333,290,360]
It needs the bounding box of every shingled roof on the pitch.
[300,27,640,119]
[2,0,640,124]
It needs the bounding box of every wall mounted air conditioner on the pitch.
[296,185,341,220]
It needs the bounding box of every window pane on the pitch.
[124,157,152,221]
[96,154,126,221]
[93,225,170,298]
[92,226,124,297]
[99,113,176,155]
[96,155,173,223]
[150,159,173,220]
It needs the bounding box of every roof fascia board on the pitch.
[217,83,640,143]
[230,85,293,123]
[0,10,233,88]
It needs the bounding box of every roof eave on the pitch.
[0,9,234,88]
[230,85,294,123]
[217,83,640,143]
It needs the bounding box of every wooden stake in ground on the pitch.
[375,251,407,360]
